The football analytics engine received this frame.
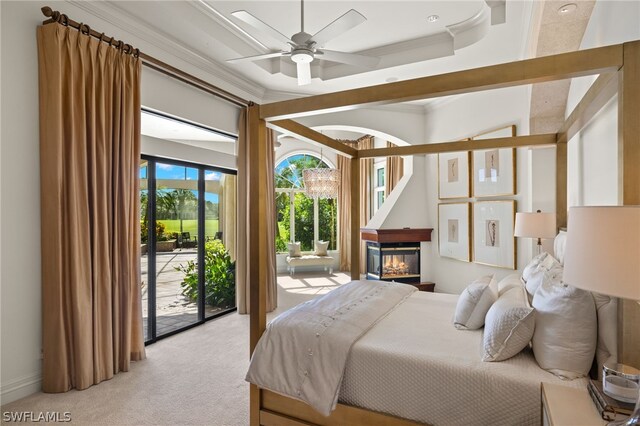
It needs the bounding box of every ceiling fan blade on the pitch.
[297,61,311,86]
[310,9,366,47]
[227,51,287,64]
[316,49,380,68]
[231,10,292,46]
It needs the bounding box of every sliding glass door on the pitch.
[141,156,237,343]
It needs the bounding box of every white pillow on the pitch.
[287,242,302,257]
[554,231,567,265]
[524,256,563,299]
[522,252,549,283]
[453,275,497,330]
[314,240,329,256]
[532,274,597,379]
[483,287,536,362]
[497,273,523,296]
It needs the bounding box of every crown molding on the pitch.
[66,0,266,102]
[421,94,466,113]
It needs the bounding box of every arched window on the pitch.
[275,154,338,253]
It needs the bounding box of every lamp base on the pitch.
[607,393,640,425]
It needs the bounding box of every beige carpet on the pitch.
[1,272,350,425]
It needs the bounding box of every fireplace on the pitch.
[361,228,433,284]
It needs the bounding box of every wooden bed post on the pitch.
[618,41,640,369]
[351,157,361,280]
[247,104,268,426]
[555,142,568,229]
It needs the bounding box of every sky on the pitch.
[140,163,224,203]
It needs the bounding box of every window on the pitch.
[373,160,386,213]
[275,154,338,253]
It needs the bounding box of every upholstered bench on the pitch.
[286,254,334,276]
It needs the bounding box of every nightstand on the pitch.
[412,282,435,292]
[541,382,605,426]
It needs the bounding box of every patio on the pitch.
[141,249,223,339]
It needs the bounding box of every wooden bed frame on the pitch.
[245,41,640,426]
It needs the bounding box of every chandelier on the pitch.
[303,167,340,199]
[302,149,340,199]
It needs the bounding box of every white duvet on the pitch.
[340,291,588,425]
[247,283,588,425]
[245,280,416,416]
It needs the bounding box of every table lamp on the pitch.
[563,205,640,426]
[514,210,557,255]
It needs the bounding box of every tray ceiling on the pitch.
[87,1,534,101]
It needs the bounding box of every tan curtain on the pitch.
[219,175,237,261]
[37,23,145,393]
[236,109,277,314]
[336,136,373,274]
[337,155,351,271]
[386,142,405,195]
[358,136,374,271]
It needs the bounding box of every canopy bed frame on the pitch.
[246,41,640,426]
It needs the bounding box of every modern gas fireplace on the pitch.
[361,228,433,284]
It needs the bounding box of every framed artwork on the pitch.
[438,202,471,262]
[472,125,517,197]
[438,151,470,199]
[472,200,516,269]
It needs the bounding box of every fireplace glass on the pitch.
[366,243,420,283]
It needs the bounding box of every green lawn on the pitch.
[157,219,219,238]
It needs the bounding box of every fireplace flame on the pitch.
[383,256,409,276]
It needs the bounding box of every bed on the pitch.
[247,277,588,426]
[244,40,640,426]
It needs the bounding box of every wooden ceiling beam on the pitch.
[260,44,623,121]
[357,134,557,158]
[267,119,358,158]
[557,72,618,144]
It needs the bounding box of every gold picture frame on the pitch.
[472,125,517,198]
[438,150,471,199]
[472,200,516,270]
[438,202,471,262]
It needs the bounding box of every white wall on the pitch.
[0,0,241,404]
[298,106,425,147]
[417,87,539,294]
[565,1,640,209]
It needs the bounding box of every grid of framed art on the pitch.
[437,125,517,269]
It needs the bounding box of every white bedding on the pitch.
[339,291,589,426]
[246,280,416,416]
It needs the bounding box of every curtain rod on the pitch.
[40,6,251,108]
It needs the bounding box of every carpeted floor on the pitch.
[1,272,350,425]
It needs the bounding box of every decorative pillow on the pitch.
[497,273,523,296]
[531,274,597,379]
[453,275,497,330]
[521,252,549,283]
[482,287,535,362]
[554,230,567,265]
[287,242,302,257]
[314,240,329,256]
[592,292,618,379]
[524,256,563,300]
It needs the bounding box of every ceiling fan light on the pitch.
[291,49,314,64]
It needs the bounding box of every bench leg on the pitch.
[329,267,333,275]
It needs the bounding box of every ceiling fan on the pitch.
[227,0,380,86]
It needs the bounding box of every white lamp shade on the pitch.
[514,212,557,239]
[562,206,640,300]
